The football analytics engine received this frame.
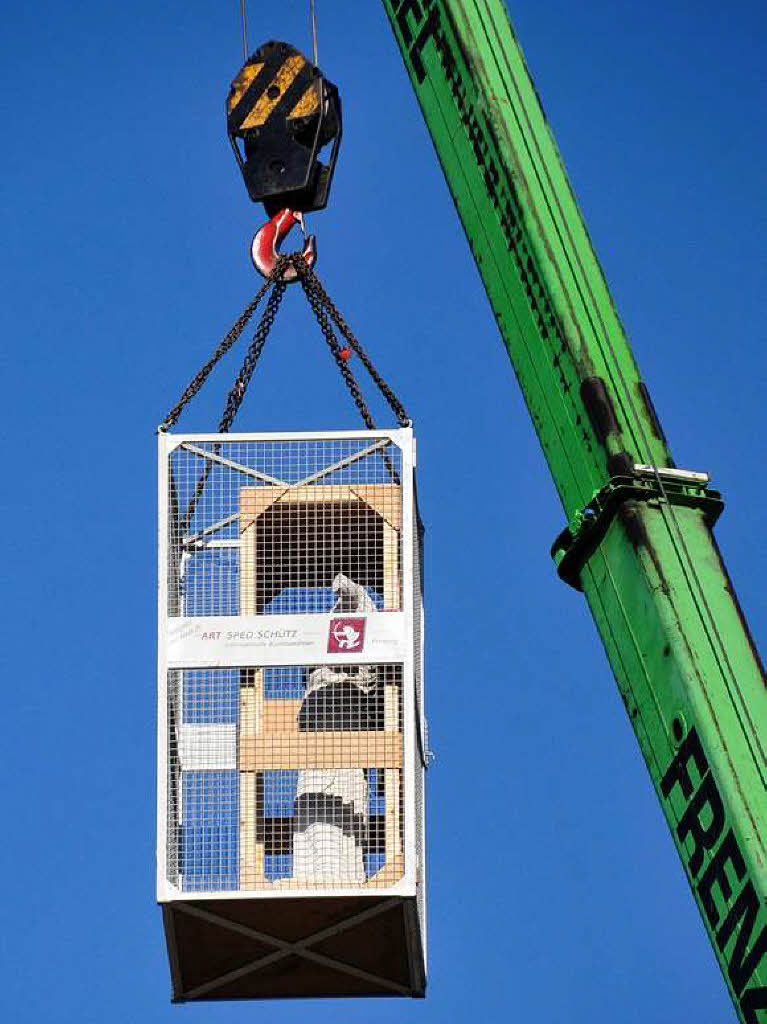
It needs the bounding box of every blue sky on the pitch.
[1,1,765,1021]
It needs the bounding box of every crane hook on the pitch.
[251,208,317,282]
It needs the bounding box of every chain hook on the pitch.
[251,207,317,281]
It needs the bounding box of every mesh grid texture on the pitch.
[167,664,403,892]
[161,433,419,901]
[168,437,402,618]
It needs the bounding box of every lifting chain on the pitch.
[161,275,273,431]
[218,274,288,432]
[296,265,376,430]
[160,253,410,435]
[308,275,410,426]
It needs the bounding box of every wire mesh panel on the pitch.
[158,429,425,1000]
[166,663,403,892]
[166,436,403,618]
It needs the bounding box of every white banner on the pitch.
[166,612,407,668]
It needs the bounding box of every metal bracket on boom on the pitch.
[551,470,724,591]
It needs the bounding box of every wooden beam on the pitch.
[239,678,265,888]
[262,698,302,734]
[239,771,264,889]
[240,483,402,529]
[240,732,402,771]
[384,769,402,870]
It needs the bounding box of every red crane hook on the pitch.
[251,208,317,281]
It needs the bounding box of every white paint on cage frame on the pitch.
[157,429,424,931]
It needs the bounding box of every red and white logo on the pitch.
[327,617,366,653]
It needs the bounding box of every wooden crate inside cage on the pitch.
[158,429,426,1000]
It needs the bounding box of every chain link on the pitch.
[161,251,410,440]
[302,268,410,427]
[161,275,274,430]
[294,262,377,430]
[179,264,289,533]
[292,259,403,481]
[219,268,289,432]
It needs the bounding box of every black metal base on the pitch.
[162,894,425,1001]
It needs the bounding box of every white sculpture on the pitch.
[292,574,378,883]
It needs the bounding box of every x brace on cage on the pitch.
[167,898,414,999]
[179,435,395,545]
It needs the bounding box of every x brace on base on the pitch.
[165,897,414,1000]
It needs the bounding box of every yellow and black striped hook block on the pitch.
[227,40,342,215]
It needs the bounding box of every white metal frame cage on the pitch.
[157,428,426,1000]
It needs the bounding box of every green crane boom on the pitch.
[381,2,767,1019]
